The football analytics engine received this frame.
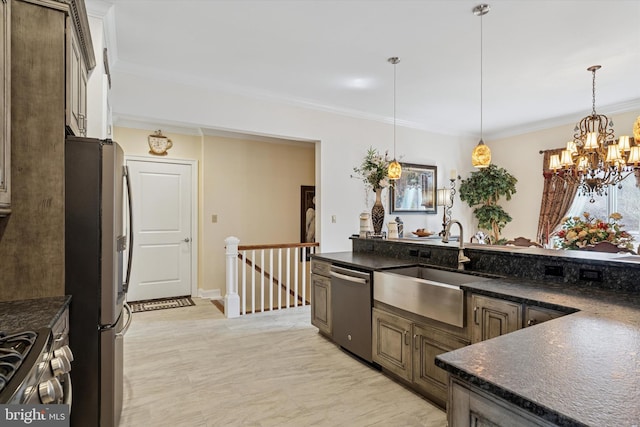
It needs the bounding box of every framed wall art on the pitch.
[389,163,437,213]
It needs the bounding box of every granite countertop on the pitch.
[436,278,640,426]
[312,251,416,271]
[0,296,71,333]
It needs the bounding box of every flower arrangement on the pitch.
[352,147,393,191]
[556,212,634,250]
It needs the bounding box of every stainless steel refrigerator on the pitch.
[65,136,133,427]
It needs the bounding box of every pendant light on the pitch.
[471,4,491,168]
[388,57,402,180]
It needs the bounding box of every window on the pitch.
[565,176,640,241]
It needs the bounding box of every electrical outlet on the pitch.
[211,214,218,223]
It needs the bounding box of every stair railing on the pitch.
[224,237,319,318]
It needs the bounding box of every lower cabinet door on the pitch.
[372,308,412,381]
[471,294,521,343]
[449,379,555,427]
[311,274,331,336]
[412,324,468,408]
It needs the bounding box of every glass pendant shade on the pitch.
[549,154,561,171]
[471,140,491,168]
[388,160,402,180]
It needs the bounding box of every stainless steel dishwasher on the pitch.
[330,265,372,362]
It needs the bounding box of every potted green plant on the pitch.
[459,164,517,244]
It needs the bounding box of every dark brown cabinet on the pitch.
[524,304,564,327]
[66,20,88,136]
[310,260,332,336]
[471,294,522,343]
[0,0,9,216]
[373,307,469,408]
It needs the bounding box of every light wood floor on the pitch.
[120,298,447,427]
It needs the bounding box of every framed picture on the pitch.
[300,185,316,260]
[390,163,437,213]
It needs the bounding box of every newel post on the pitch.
[224,236,241,318]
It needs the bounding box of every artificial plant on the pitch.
[459,164,517,243]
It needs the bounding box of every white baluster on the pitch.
[260,250,265,313]
[286,248,291,308]
[251,249,256,314]
[224,236,240,318]
[277,248,282,309]
[241,250,246,315]
[294,248,299,307]
[269,248,274,312]
[301,247,306,306]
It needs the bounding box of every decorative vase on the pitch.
[371,188,385,235]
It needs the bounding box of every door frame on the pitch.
[125,155,199,298]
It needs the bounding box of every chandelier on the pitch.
[549,65,640,201]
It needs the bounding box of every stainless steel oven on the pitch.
[0,328,73,406]
[330,265,373,362]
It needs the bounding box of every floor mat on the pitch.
[129,296,195,313]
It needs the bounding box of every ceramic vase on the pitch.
[371,188,385,235]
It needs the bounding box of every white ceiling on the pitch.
[87,0,640,139]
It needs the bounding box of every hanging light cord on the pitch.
[591,67,597,116]
[480,9,484,141]
[393,60,397,157]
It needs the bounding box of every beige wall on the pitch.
[202,136,315,294]
[489,110,640,241]
[113,127,315,297]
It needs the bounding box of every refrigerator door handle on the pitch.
[123,165,134,294]
[117,303,133,337]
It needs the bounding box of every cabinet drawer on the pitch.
[311,260,331,277]
[524,305,564,327]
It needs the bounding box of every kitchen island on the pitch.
[313,237,640,426]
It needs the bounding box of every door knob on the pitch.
[183,238,191,243]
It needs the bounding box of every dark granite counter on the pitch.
[0,296,71,333]
[436,278,640,426]
[312,251,416,271]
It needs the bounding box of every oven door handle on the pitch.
[330,271,368,284]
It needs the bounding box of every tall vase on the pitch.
[371,188,385,235]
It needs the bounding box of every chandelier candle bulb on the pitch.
[606,144,621,163]
[560,150,573,167]
[628,146,640,165]
[584,132,598,150]
[618,135,631,151]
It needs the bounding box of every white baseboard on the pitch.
[198,289,222,300]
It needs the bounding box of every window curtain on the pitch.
[537,149,579,244]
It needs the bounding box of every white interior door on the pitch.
[126,159,193,302]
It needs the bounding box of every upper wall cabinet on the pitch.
[0,0,10,216]
[65,0,94,137]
